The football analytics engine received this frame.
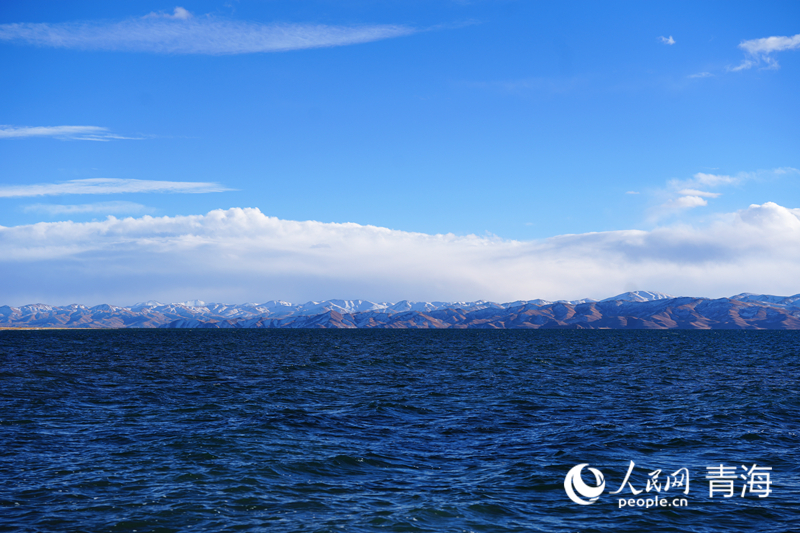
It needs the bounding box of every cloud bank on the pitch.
[0,125,140,141]
[0,178,231,198]
[0,8,417,55]
[1,203,799,306]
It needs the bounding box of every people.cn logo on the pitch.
[564,464,606,505]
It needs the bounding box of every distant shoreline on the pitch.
[3,292,800,330]
[0,327,102,330]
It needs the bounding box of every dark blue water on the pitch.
[1,330,798,532]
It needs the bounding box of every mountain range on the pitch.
[2,291,800,329]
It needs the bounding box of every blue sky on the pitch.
[1,1,799,305]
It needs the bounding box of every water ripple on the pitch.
[1,329,798,531]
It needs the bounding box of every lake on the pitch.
[1,329,798,532]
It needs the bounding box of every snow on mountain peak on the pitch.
[729,293,800,308]
[601,291,675,303]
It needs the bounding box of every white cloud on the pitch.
[651,172,736,218]
[663,195,708,210]
[688,71,713,79]
[0,125,141,141]
[1,203,799,305]
[690,172,739,187]
[144,7,193,20]
[677,189,721,198]
[0,178,232,197]
[665,172,739,195]
[775,166,800,175]
[740,34,800,55]
[732,33,800,71]
[22,201,153,216]
[659,36,675,46]
[0,10,417,55]
[650,168,797,220]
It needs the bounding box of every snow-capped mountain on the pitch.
[1,292,799,329]
[728,293,800,309]
[601,291,675,303]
